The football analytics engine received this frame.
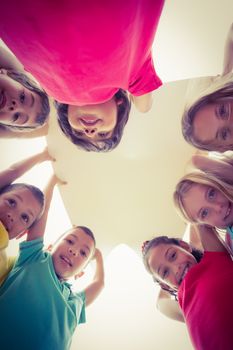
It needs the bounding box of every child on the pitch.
[0,0,164,151]
[0,148,53,284]
[0,173,105,350]
[182,23,233,152]
[174,153,233,252]
[142,225,233,350]
[0,46,50,138]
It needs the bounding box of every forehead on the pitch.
[66,228,94,249]
[193,103,217,142]
[182,183,210,218]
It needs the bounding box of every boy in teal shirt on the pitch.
[0,175,104,350]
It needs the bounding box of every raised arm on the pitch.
[156,289,184,323]
[0,147,53,188]
[27,174,64,241]
[197,225,228,253]
[84,248,105,306]
[0,46,24,72]
[222,23,233,76]
[129,92,153,113]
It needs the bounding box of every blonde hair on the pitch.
[182,72,233,152]
[174,165,233,223]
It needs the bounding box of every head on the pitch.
[182,77,233,152]
[55,89,131,152]
[0,69,50,131]
[0,183,44,239]
[142,236,202,296]
[174,172,233,229]
[51,226,96,280]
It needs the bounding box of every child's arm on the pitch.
[0,46,24,72]
[156,289,185,323]
[0,123,48,139]
[26,175,63,241]
[0,147,53,189]
[197,225,228,253]
[130,92,153,113]
[84,248,104,306]
[222,23,233,76]
[192,154,233,183]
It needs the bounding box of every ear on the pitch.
[179,240,192,252]
[46,244,53,252]
[74,271,85,280]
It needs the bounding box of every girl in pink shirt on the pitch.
[0,0,164,151]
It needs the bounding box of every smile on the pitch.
[179,264,190,284]
[80,116,100,126]
[0,91,6,109]
[60,255,72,267]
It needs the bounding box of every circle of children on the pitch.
[0,2,233,350]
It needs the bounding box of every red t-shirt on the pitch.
[178,251,233,350]
[0,0,164,104]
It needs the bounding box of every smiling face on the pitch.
[52,227,95,280]
[182,183,233,228]
[193,101,233,150]
[0,187,42,239]
[67,97,119,142]
[147,242,197,291]
[0,70,42,128]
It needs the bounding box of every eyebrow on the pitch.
[30,93,35,108]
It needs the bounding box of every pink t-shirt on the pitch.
[0,0,164,105]
[178,251,233,350]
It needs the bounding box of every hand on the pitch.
[92,248,103,261]
[51,174,67,186]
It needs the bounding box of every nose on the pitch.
[69,247,77,256]
[7,212,14,223]
[213,202,224,213]
[83,127,97,136]
[8,99,18,111]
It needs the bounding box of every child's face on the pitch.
[0,70,42,128]
[147,242,197,291]
[193,101,233,151]
[52,227,95,280]
[68,97,119,142]
[0,187,42,239]
[182,183,233,228]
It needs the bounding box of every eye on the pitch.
[19,91,25,103]
[7,198,16,207]
[218,104,229,120]
[98,132,109,138]
[75,131,85,137]
[207,188,216,200]
[170,251,176,261]
[220,128,230,141]
[66,239,74,244]
[162,268,169,279]
[12,112,20,122]
[80,250,87,257]
[200,208,209,220]
[21,213,29,224]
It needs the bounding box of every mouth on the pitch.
[80,116,100,126]
[0,91,6,109]
[178,264,191,285]
[224,202,232,221]
[60,255,72,267]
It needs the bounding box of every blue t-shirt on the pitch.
[0,238,86,350]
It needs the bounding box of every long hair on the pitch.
[0,70,50,131]
[142,235,203,298]
[182,72,233,152]
[55,89,131,152]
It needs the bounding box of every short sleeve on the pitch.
[15,237,45,267]
[128,53,162,96]
[72,290,86,325]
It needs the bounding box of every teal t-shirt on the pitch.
[0,237,86,350]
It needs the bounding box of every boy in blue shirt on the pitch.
[0,174,104,350]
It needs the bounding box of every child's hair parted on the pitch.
[182,73,233,152]
[55,89,131,152]
[142,236,203,297]
[1,70,50,131]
